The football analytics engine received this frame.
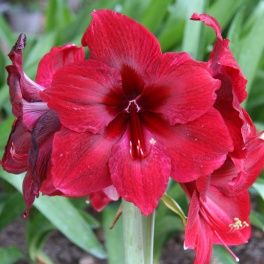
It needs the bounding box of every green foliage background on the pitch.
[1,0,264,263]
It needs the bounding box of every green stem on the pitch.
[122,200,155,264]
[142,209,155,264]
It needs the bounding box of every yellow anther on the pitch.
[229,218,249,230]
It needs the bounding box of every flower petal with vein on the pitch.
[42,10,233,215]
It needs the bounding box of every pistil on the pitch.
[126,101,147,160]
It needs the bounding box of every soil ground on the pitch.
[0,215,264,264]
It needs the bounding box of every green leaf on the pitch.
[161,193,187,228]
[227,6,246,57]
[45,0,72,32]
[26,211,54,262]
[0,50,7,88]
[205,0,251,45]
[182,0,206,60]
[0,117,13,158]
[102,204,125,264]
[139,0,173,33]
[212,245,237,264]
[250,210,264,231]
[158,0,188,51]
[121,0,151,19]
[0,117,13,147]
[253,178,264,200]
[0,14,15,50]
[237,1,264,99]
[154,215,183,262]
[23,32,57,77]
[0,246,25,264]
[78,209,100,229]
[0,170,106,259]
[0,192,25,231]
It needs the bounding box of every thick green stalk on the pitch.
[122,200,155,264]
[142,210,155,264]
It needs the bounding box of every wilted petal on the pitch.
[23,110,61,217]
[7,34,44,103]
[82,10,161,73]
[43,60,125,134]
[213,74,246,158]
[36,44,85,88]
[1,119,30,173]
[191,13,247,103]
[22,100,49,130]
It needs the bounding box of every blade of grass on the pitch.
[0,170,106,259]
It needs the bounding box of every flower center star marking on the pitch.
[125,99,146,160]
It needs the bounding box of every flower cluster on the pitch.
[1,10,264,263]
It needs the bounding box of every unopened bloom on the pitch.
[42,10,233,215]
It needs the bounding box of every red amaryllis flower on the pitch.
[0,34,84,217]
[191,13,248,159]
[42,10,233,215]
[182,134,264,264]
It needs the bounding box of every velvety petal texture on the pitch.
[82,10,161,72]
[191,13,247,103]
[2,9,263,230]
[36,44,84,88]
[191,13,250,160]
[44,60,124,134]
[88,185,119,212]
[49,128,114,196]
[109,128,171,215]
[183,182,251,264]
[1,119,31,173]
[141,53,220,125]
[23,110,61,217]
[1,34,86,216]
[41,10,235,214]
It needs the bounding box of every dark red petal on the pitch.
[7,34,44,103]
[1,119,30,173]
[233,137,264,192]
[214,74,246,158]
[210,157,240,194]
[142,108,233,182]
[50,127,116,196]
[241,108,257,139]
[82,10,161,72]
[88,186,119,212]
[184,190,213,264]
[140,54,220,124]
[36,44,84,88]
[191,13,247,103]
[43,60,124,134]
[23,110,61,217]
[205,187,251,245]
[109,128,171,215]
[22,101,50,130]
